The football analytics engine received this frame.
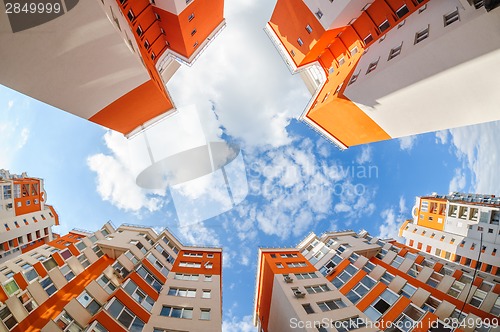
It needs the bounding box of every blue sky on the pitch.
[1,1,500,331]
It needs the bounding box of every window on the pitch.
[24,268,38,282]
[332,264,358,288]
[470,289,487,307]
[147,253,170,276]
[137,265,163,292]
[4,280,19,296]
[0,307,17,330]
[40,277,57,296]
[18,292,37,313]
[287,262,307,268]
[136,25,143,36]
[112,261,129,279]
[179,261,201,268]
[3,185,12,200]
[155,244,175,264]
[174,273,199,281]
[364,34,373,45]
[379,20,390,32]
[366,59,379,74]
[346,276,376,303]
[391,255,404,268]
[77,291,101,315]
[205,275,212,282]
[160,306,193,319]
[60,265,75,281]
[305,25,312,34]
[191,29,197,36]
[400,283,417,298]
[75,241,86,251]
[107,298,145,330]
[422,296,441,313]
[124,280,155,311]
[55,310,82,332]
[388,44,402,60]
[297,38,303,46]
[302,303,315,314]
[317,299,347,312]
[188,13,195,21]
[144,40,150,49]
[305,284,330,294]
[276,263,283,269]
[97,275,116,294]
[92,246,104,258]
[183,252,203,257]
[155,12,160,20]
[127,9,135,21]
[389,305,425,332]
[396,5,409,18]
[78,253,90,268]
[200,309,210,320]
[338,56,345,66]
[124,251,138,265]
[202,290,211,298]
[444,9,459,26]
[364,290,399,321]
[350,46,359,56]
[168,287,196,298]
[315,9,323,19]
[295,272,318,280]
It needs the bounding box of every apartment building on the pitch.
[400,192,500,275]
[266,0,500,149]
[0,0,225,136]
[254,230,500,332]
[0,170,58,264]
[0,221,222,332]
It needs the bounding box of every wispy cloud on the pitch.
[398,135,417,151]
[0,98,31,168]
[378,196,408,240]
[437,121,500,195]
[356,146,372,164]
[223,315,256,332]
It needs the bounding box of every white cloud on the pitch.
[167,1,310,149]
[379,196,409,240]
[7,100,14,109]
[87,131,164,213]
[356,146,372,164]
[398,135,417,151]
[435,130,448,144]
[378,208,404,241]
[447,121,500,195]
[449,168,466,193]
[223,315,257,332]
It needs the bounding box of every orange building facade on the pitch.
[0,222,222,331]
[266,0,500,149]
[254,230,500,332]
[0,0,225,137]
[0,170,59,264]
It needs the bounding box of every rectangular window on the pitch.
[127,9,135,21]
[415,26,429,44]
[364,289,399,321]
[317,299,346,312]
[168,287,196,298]
[287,262,307,268]
[305,284,330,294]
[78,291,101,315]
[60,265,75,281]
[334,317,365,332]
[160,306,193,319]
[388,44,402,60]
[350,46,359,56]
[97,275,117,294]
[123,280,155,311]
[136,25,143,36]
[188,13,195,21]
[200,309,211,320]
[346,276,376,303]
[295,272,318,280]
[363,34,373,45]
[40,277,57,296]
[400,283,417,298]
[54,310,82,332]
[302,303,315,314]
[18,292,37,313]
[202,290,211,299]
[444,9,460,26]
[137,265,163,292]
[0,307,17,330]
[379,20,390,32]
[191,29,197,36]
[366,59,379,74]
[107,298,145,329]
[315,9,323,19]
[305,25,312,34]
[174,273,199,281]
[396,5,409,18]
[297,38,303,46]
